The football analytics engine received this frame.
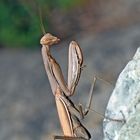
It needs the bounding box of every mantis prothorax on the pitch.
[40,33,96,140]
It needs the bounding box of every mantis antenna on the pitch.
[38,6,46,35]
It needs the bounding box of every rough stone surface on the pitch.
[103,47,140,140]
[116,108,140,140]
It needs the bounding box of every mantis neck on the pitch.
[43,45,49,51]
[43,45,52,57]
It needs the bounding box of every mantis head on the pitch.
[40,33,60,46]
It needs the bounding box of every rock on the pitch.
[116,108,140,140]
[103,47,140,140]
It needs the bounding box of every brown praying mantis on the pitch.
[40,33,98,140]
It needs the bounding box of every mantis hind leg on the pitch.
[54,135,88,140]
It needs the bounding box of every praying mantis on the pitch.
[40,33,97,140]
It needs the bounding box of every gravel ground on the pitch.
[0,24,140,140]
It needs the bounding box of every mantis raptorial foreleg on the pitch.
[68,41,83,96]
[48,40,84,97]
[48,54,71,96]
[41,34,83,97]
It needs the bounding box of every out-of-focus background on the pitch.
[0,0,140,140]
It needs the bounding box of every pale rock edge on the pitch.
[103,47,140,140]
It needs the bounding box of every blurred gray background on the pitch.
[0,0,140,140]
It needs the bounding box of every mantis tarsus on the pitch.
[40,33,97,140]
